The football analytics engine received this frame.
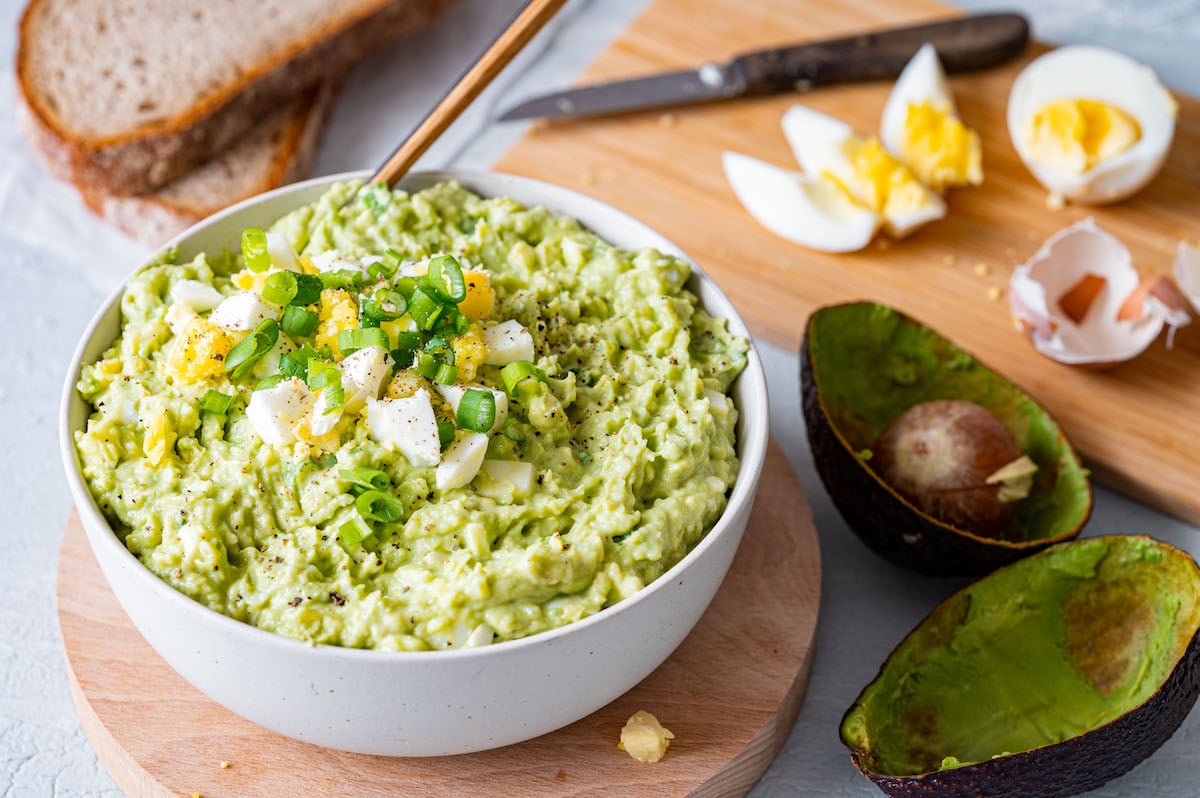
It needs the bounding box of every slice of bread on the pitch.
[78,82,338,248]
[16,0,456,195]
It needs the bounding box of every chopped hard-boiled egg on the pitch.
[340,346,394,411]
[483,320,534,365]
[880,43,982,191]
[310,250,366,273]
[482,459,535,495]
[251,333,297,380]
[165,315,237,383]
[315,288,358,357]
[169,279,225,312]
[436,432,490,491]
[246,378,314,445]
[1008,46,1175,204]
[452,323,489,382]
[436,383,508,434]
[782,104,946,238]
[266,232,300,271]
[365,390,441,467]
[210,292,273,331]
[458,271,495,320]
[309,388,342,437]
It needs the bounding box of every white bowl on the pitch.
[59,170,769,756]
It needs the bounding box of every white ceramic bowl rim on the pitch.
[60,168,769,663]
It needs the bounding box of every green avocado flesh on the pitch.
[842,536,1200,776]
[808,303,1088,542]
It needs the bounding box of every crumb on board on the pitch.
[659,113,678,128]
[942,254,957,267]
[988,286,1003,302]
[876,239,891,251]
[618,710,674,763]
[1046,192,1066,211]
[581,171,597,187]
[219,761,230,769]
[974,262,990,277]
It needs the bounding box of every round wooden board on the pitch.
[57,440,821,798]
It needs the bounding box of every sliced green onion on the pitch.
[316,453,338,469]
[225,318,279,379]
[427,254,467,303]
[355,490,405,524]
[433,362,458,385]
[500,360,548,395]
[452,312,471,335]
[375,289,407,319]
[437,419,456,450]
[199,390,234,415]
[391,348,415,369]
[412,352,440,380]
[318,269,362,290]
[306,359,340,391]
[339,519,372,546]
[394,276,419,300]
[394,331,422,350]
[279,343,318,378]
[280,306,319,338]
[338,327,390,356]
[502,416,525,443]
[255,374,286,391]
[368,250,400,281]
[263,271,298,305]
[340,467,391,493]
[321,384,345,414]
[407,286,444,330]
[291,273,324,306]
[423,335,455,365]
[457,389,496,432]
[241,227,271,272]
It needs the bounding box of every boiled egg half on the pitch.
[1007,46,1175,204]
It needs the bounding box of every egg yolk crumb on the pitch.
[900,101,983,190]
[618,710,674,763]
[1028,98,1141,174]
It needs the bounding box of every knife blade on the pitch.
[498,13,1028,122]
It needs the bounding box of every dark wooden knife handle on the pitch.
[731,12,1029,94]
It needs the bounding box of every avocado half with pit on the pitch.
[801,302,1091,576]
[842,535,1200,798]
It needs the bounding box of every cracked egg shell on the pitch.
[1173,241,1200,314]
[1007,46,1175,204]
[1010,218,1190,367]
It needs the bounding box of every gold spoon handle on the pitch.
[370,0,570,187]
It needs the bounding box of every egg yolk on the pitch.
[900,101,983,190]
[1028,98,1141,174]
[831,136,940,217]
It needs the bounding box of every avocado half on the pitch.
[841,535,1200,798]
[801,302,1092,576]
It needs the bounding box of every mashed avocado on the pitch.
[74,180,748,651]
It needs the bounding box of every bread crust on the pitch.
[17,0,457,194]
[78,81,339,248]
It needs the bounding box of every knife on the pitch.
[498,13,1028,121]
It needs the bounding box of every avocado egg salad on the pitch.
[74,180,748,651]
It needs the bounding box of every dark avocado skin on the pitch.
[852,626,1200,798]
[799,304,1091,577]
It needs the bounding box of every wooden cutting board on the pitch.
[58,441,821,798]
[496,0,1200,526]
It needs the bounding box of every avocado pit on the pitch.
[871,400,1030,539]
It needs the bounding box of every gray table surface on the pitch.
[4,0,1200,795]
